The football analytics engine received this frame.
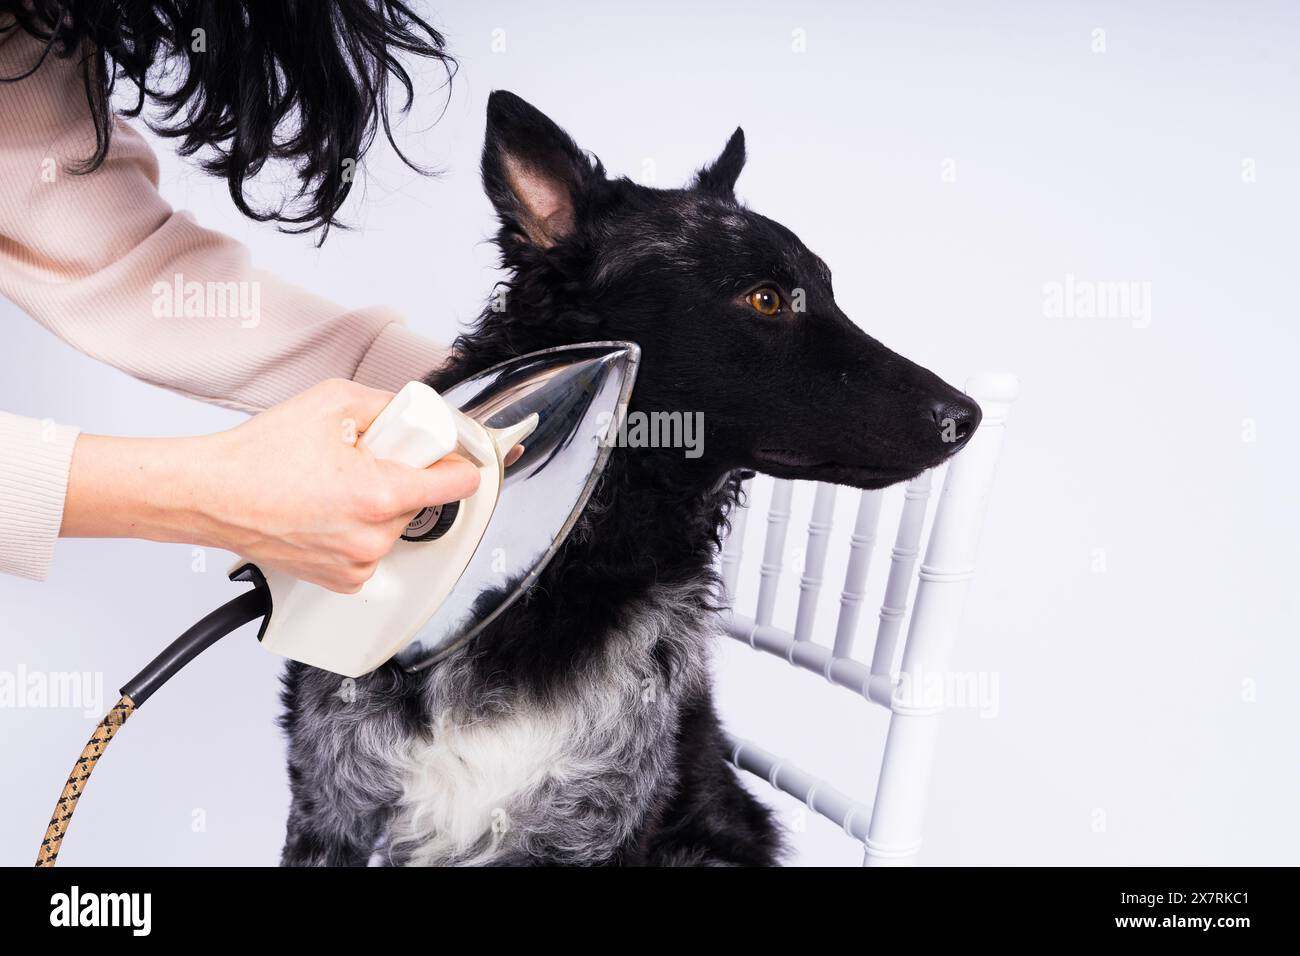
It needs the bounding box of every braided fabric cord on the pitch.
[35,695,135,867]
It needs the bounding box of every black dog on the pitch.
[277,91,980,866]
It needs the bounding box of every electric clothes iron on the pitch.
[236,340,640,677]
[35,341,640,866]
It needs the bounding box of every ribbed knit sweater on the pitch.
[0,24,450,580]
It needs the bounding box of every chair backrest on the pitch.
[717,372,1018,865]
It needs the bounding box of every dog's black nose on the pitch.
[930,394,982,448]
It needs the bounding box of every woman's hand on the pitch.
[61,379,480,593]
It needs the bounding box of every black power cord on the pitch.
[36,586,270,866]
[121,586,270,706]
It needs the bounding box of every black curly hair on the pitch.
[0,0,455,240]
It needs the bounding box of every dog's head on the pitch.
[473,91,980,490]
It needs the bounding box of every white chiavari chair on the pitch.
[718,373,1018,865]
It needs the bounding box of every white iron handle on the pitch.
[359,380,486,469]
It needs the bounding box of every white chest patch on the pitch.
[382,581,716,866]
[387,704,582,865]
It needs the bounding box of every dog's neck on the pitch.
[576,448,743,581]
[450,443,743,692]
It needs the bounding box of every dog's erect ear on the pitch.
[482,91,596,248]
[692,128,746,196]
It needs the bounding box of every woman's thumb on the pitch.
[377,453,482,517]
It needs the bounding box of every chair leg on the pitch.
[864,709,940,866]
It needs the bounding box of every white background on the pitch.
[2,0,1297,866]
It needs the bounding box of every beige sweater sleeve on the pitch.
[0,28,451,581]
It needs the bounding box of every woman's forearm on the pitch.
[61,434,213,543]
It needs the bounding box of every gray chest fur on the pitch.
[284,580,715,866]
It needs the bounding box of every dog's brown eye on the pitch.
[746,288,782,316]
